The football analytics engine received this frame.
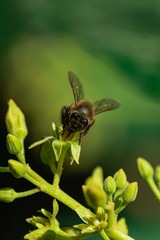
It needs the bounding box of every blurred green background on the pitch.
[0,0,160,239]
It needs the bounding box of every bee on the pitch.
[61,71,120,143]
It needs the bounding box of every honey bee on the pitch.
[61,71,120,143]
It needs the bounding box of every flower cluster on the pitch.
[29,121,81,168]
[0,99,138,240]
[137,157,160,201]
[78,167,138,238]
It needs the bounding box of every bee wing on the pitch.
[93,98,120,115]
[68,71,84,104]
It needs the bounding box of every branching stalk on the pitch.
[146,177,160,201]
[106,229,135,240]
[0,167,10,172]
[24,165,94,219]
[15,188,40,199]
[53,147,67,187]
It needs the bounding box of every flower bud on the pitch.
[52,122,57,135]
[116,218,128,235]
[40,141,56,173]
[58,125,63,134]
[122,182,138,204]
[114,181,129,212]
[82,184,107,209]
[52,199,59,218]
[104,176,116,195]
[114,169,127,189]
[5,99,28,141]
[86,167,104,187]
[0,188,17,203]
[155,165,160,188]
[137,157,154,180]
[6,134,22,155]
[8,159,26,178]
[96,206,106,221]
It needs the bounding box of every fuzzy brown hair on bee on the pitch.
[61,71,120,143]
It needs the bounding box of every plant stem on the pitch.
[106,202,116,229]
[108,194,113,203]
[0,167,10,172]
[100,230,111,240]
[53,147,67,187]
[26,164,51,186]
[105,229,135,240]
[146,176,160,201]
[24,165,94,219]
[15,188,40,199]
[17,142,26,164]
[44,183,94,219]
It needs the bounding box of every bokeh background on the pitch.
[0,1,160,239]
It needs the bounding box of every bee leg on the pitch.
[78,130,88,144]
[78,121,95,144]
[61,106,70,131]
[84,120,95,137]
[79,131,83,144]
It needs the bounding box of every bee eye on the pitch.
[71,112,79,119]
[81,118,88,127]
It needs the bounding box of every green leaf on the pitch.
[24,229,56,240]
[52,140,65,162]
[39,209,52,219]
[40,141,56,173]
[70,141,81,165]
[116,218,128,235]
[52,199,59,218]
[75,206,95,223]
[61,226,79,237]
[74,223,96,234]
[26,216,48,228]
[29,136,54,149]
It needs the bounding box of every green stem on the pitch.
[15,188,40,199]
[146,176,160,201]
[108,194,113,203]
[53,147,67,187]
[0,167,10,172]
[100,230,111,240]
[106,202,116,229]
[28,136,54,149]
[16,143,26,164]
[26,164,51,186]
[24,173,44,188]
[24,166,94,219]
[105,229,135,240]
[157,181,160,189]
